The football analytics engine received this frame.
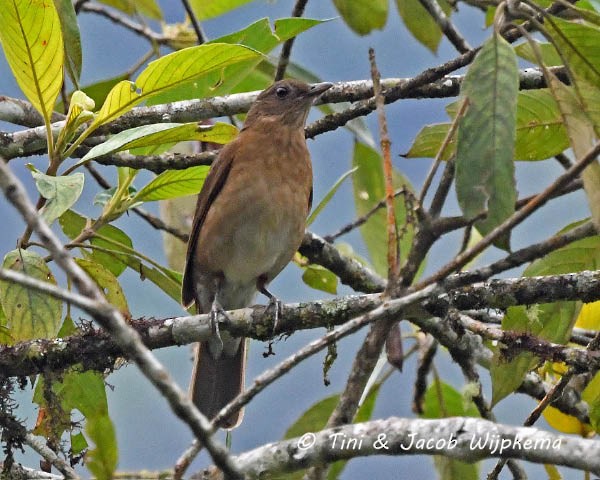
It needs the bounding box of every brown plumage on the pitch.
[182,79,332,428]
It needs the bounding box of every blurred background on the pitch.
[0,0,588,477]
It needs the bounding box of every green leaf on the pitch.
[421,381,479,480]
[59,210,134,277]
[544,16,600,86]
[0,249,62,343]
[513,89,569,160]
[98,0,161,19]
[90,43,261,128]
[71,432,88,455]
[515,40,562,66]
[396,0,452,53]
[456,34,519,249]
[307,167,357,226]
[404,123,456,160]
[302,265,338,294]
[133,166,209,202]
[491,231,600,405]
[0,0,64,124]
[275,17,328,42]
[81,122,237,163]
[53,0,82,87]
[352,141,415,277]
[86,414,118,480]
[189,0,255,20]
[74,258,130,317]
[333,0,388,35]
[28,167,84,225]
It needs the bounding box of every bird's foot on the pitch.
[258,282,282,357]
[209,298,229,356]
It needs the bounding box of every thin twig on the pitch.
[323,189,407,243]
[79,2,168,44]
[412,333,437,414]
[180,0,207,44]
[418,0,472,53]
[369,48,398,287]
[274,0,309,81]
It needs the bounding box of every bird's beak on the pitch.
[307,82,333,98]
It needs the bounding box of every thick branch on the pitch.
[216,417,600,477]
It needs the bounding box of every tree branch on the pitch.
[205,417,600,477]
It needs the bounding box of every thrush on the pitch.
[182,79,333,428]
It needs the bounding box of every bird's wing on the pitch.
[181,142,236,307]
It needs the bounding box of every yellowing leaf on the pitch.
[576,300,600,330]
[0,0,64,125]
[543,405,592,435]
[0,249,63,343]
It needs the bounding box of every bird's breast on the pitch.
[196,130,312,286]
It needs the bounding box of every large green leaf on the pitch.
[395,0,452,53]
[190,0,255,20]
[406,89,569,162]
[53,0,82,86]
[544,17,600,86]
[90,43,260,128]
[491,231,600,405]
[333,0,388,35]
[0,0,64,125]
[455,33,518,249]
[81,122,237,163]
[133,165,210,202]
[0,249,63,343]
[352,141,415,277]
[29,167,84,224]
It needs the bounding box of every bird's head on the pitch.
[244,79,333,129]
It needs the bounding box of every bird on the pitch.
[182,79,333,428]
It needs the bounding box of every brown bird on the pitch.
[182,79,333,428]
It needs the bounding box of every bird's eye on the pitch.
[275,86,289,98]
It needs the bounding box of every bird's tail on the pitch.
[190,338,246,429]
